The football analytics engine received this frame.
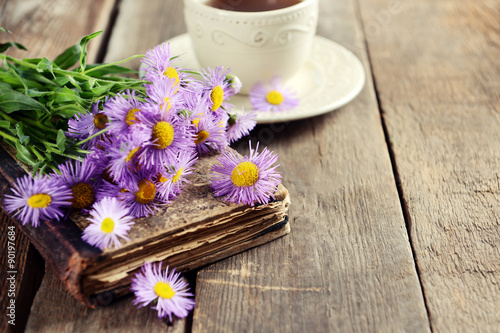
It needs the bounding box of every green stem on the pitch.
[182,70,201,76]
[74,148,90,154]
[3,55,145,86]
[84,54,144,74]
[0,129,18,143]
[17,116,58,134]
[73,128,108,147]
[46,147,83,160]
[0,111,17,125]
[29,146,44,161]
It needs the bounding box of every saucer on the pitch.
[144,33,365,124]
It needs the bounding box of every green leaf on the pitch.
[0,88,48,113]
[0,42,27,53]
[85,64,136,77]
[36,57,56,78]
[0,81,11,89]
[53,45,81,69]
[21,69,59,87]
[77,31,103,72]
[52,75,70,86]
[51,104,86,118]
[15,123,30,144]
[0,27,11,33]
[0,71,45,90]
[22,58,42,64]
[49,86,84,104]
[66,75,83,91]
[32,161,42,174]
[56,129,66,153]
[90,82,116,95]
[27,89,53,98]
[15,141,36,166]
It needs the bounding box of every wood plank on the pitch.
[0,0,115,62]
[103,0,186,68]
[25,264,186,333]
[0,0,115,331]
[357,0,500,331]
[191,0,430,332]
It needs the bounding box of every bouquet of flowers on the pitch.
[1,30,284,321]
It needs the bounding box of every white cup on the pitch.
[183,0,319,94]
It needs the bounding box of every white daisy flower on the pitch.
[82,197,134,250]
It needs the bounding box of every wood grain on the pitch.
[357,0,500,331]
[191,0,430,332]
[103,0,186,69]
[0,0,115,62]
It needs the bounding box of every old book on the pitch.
[0,144,291,307]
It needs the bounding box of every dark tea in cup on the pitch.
[206,0,302,12]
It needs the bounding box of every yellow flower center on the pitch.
[135,180,156,204]
[71,182,95,209]
[163,66,180,91]
[126,147,140,162]
[154,281,176,299]
[210,86,224,111]
[231,161,260,187]
[266,90,284,105]
[27,193,52,209]
[195,130,210,145]
[172,168,184,183]
[94,113,108,129]
[100,217,115,233]
[126,108,140,126]
[152,121,174,149]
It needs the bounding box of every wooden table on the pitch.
[1,0,499,332]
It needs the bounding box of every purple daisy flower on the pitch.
[194,115,228,155]
[54,157,99,210]
[131,262,195,321]
[81,197,135,250]
[141,43,188,92]
[210,141,281,206]
[157,149,198,201]
[135,104,195,169]
[249,76,299,112]
[226,109,257,143]
[107,131,151,188]
[200,66,233,114]
[103,90,144,137]
[87,145,110,175]
[145,77,182,114]
[67,102,109,149]
[178,91,211,123]
[115,169,163,218]
[3,174,72,227]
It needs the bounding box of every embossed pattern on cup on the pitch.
[184,0,319,94]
